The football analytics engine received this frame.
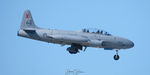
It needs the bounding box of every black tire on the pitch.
[114,55,119,60]
[67,47,79,54]
[69,50,78,54]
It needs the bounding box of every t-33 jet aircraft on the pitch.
[18,10,134,60]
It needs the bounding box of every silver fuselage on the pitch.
[18,28,134,50]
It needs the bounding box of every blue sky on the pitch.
[0,0,150,75]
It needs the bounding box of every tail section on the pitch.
[20,10,37,29]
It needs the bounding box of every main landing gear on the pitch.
[66,44,87,54]
[114,50,119,60]
[67,44,83,54]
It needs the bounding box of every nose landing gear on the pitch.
[114,50,119,60]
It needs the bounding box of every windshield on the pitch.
[82,28,111,36]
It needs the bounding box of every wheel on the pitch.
[69,51,77,54]
[114,54,119,60]
[67,47,78,54]
[68,50,78,54]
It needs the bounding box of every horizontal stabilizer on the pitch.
[23,28,36,34]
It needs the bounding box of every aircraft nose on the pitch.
[127,40,134,48]
[116,37,134,49]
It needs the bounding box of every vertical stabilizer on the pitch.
[20,10,37,29]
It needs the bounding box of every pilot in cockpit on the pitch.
[82,28,111,36]
[83,29,89,33]
[87,29,89,32]
[96,30,100,33]
[100,30,103,34]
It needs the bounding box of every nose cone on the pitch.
[115,36,134,49]
[128,40,134,48]
[118,37,134,49]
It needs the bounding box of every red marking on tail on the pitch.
[26,14,29,19]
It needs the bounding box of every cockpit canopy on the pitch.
[82,28,111,36]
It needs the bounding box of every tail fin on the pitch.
[20,10,37,29]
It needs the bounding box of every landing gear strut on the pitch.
[114,50,119,60]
